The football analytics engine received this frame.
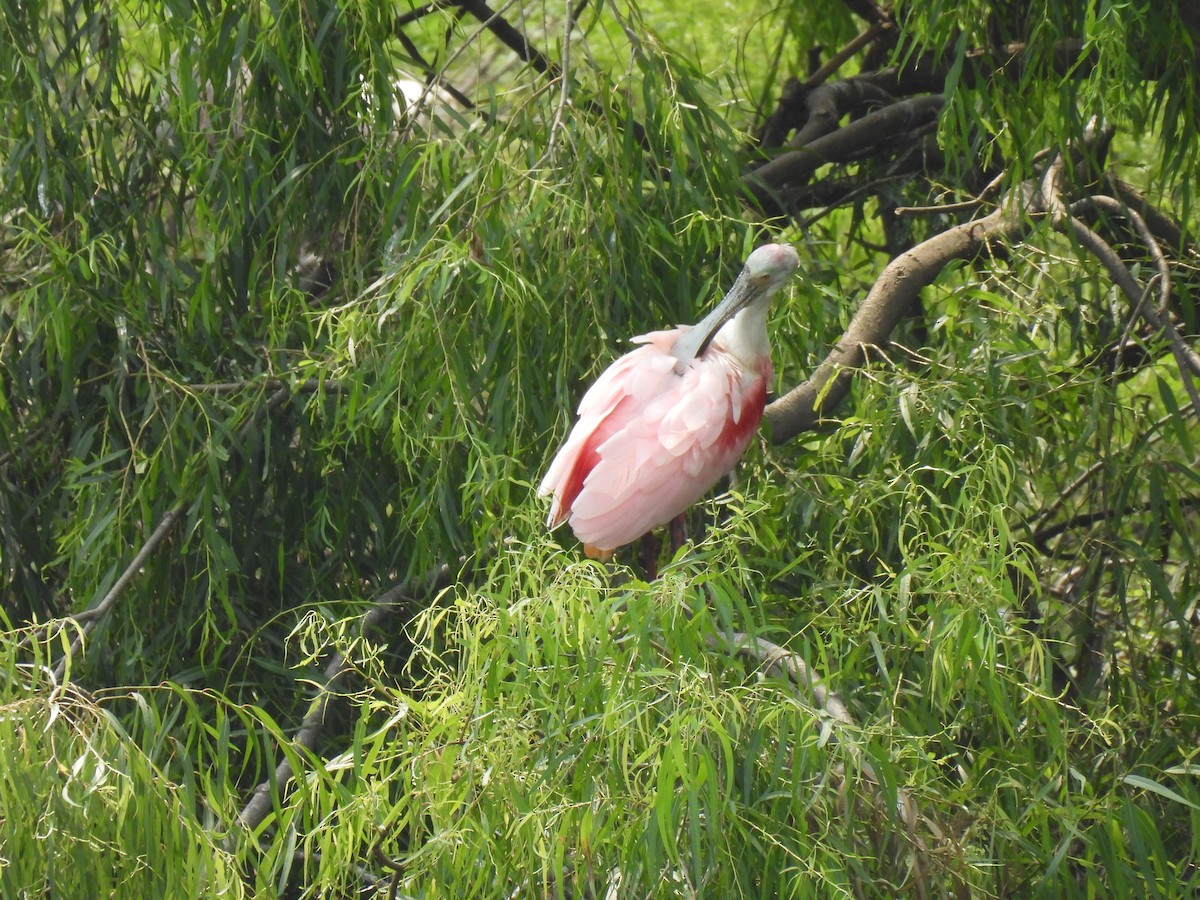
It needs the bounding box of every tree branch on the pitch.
[836,0,890,27]
[448,0,648,148]
[234,559,468,834]
[1032,496,1200,553]
[1063,210,1200,416]
[453,0,558,77]
[49,505,184,680]
[714,630,919,831]
[763,123,1124,444]
[46,385,294,679]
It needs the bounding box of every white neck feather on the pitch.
[714,299,770,367]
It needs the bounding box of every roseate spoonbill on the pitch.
[539,243,800,561]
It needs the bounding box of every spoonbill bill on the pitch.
[539,243,800,560]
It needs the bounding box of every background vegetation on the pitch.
[2,0,1199,895]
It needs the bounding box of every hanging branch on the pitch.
[44,384,295,679]
[715,630,920,832]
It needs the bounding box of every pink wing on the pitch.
[539,328,770,554]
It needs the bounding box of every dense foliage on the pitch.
[2,0,1198,895]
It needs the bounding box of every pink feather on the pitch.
[539,327,770,558]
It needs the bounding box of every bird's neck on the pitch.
[713,300,770,367]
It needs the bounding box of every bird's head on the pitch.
[670,243,800,371]
[743,243,802,297]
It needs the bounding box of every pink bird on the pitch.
[540,243,800,561]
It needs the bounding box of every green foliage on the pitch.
[893,0,1200,186]
[0,634,243,896]
[2,0,1199,896]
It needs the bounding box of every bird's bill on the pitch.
[669,268,766,371]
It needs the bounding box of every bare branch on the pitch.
[894,168,1009,217]
[1103,176,1200,265]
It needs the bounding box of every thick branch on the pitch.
[788,79,903,149]
[746,95,945,215]
[765,200,1027,442]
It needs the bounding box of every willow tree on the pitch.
[2,0,1198,895]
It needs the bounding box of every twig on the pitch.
[1103,176,1200,265]
[802,21,891,91]
[1085,196,1173,309]
[536,0,575,169]
[893,168,1008,217]
[395,0,451,28]
[434,0,646,150]
[453,0,558,76]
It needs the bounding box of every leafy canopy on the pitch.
[2,0,1199,896]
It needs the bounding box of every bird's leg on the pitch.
[668,514,687,555]
[638,533,660,580]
